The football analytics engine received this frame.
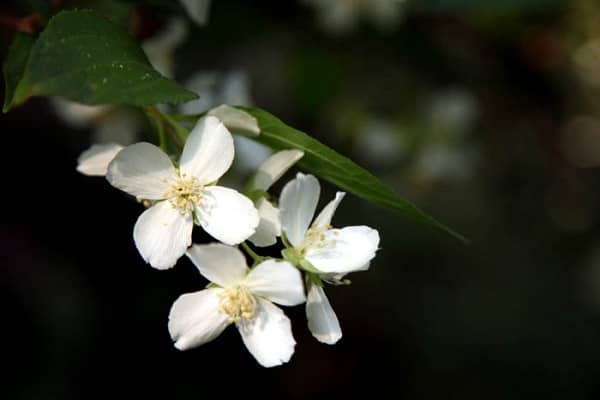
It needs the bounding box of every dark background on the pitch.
[4,0,600,398]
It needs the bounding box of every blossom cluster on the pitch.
[78,113,380,367]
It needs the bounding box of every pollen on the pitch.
[301,226,338,254]
[219,286,256,323]
[163,172,203,215]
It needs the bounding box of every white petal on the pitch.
[142,17,187,78]
[248,198,281,247]
[250,149,305,192]
[244,260,305,306]
[179,116,234,184]
[306,285,342,345]
[197,186,259,245]
[357,262,370,271]
[179,0,211,26]
[51,98,110,128]
[207,105,260,137]
[305,226,380,274]
[133,201,193,269]
[186,243,248,287]
[237,298,296,367]
[168,288,230,350]
[279,173,320,247]
[312,191,345,228]
[106,142,175,199]
[76,143,123,176]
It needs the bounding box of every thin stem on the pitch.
[281,234,292,249]
[144,106,184,151]
[241,242,263,264]
[162,112,193,143]
[156,117,168,152]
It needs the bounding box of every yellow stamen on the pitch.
[300,226,338,254]
[219,286,256,323]
[163,171,203,215]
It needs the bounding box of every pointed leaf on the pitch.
[3,32,35,112]
[237,107,467,243]
[12,10,197,108]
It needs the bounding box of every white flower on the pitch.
[280,173,379,274]
[168,243,305,367]
[247,150,304,247]
[106,116,259,269]
[279,173,380,344]
[77,143,124,176]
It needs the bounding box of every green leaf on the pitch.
[11,10,197,109]
[238,107,467,243]
[3,32,35,113]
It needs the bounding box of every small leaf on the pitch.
[12,10,197,108]
[238,107,467,243]
[3,32,35,113]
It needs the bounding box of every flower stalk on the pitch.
[144,105,185,152]
[241,241,264,264]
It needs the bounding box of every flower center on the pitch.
[219,286,256,323]
[300,225,338,254]
[163,172,203,215]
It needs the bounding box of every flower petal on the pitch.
[237,298,296,367]
[248,198,281,247]
[312,191,345,228]
[197,186,259,245]
[280,173,320,247]
[186,243,248,287]
[305,226,380,274]
[168,288,230,350]
[179,116,234,184]
[51,98,109,128]
[179,0,211,26]
[77,143,123,176]
[133,201,193,269]
[207,105,260,136]
[106,142,175,199]
[244,260,305,306]
[250,149,304,192]
[306,285,342,345]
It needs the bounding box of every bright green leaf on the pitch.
[3,32,35,113]
[238,107,467,243]
[12,10,197,109]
